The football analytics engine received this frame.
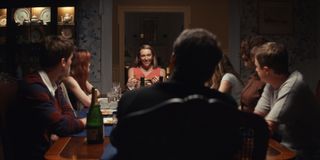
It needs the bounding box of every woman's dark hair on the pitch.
[211,54,243,89]
[240,35,268,64]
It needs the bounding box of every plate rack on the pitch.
[0,0,77,76]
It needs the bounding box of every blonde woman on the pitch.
[127,44,165,89]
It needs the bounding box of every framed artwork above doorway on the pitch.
[258,0,293,34]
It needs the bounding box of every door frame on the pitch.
[117,5,191,86]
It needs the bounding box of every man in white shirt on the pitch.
[253,42,320,159]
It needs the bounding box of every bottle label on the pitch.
[86,126,104,144]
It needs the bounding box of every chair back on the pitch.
[111,94,243,160]
[235,112,269,160]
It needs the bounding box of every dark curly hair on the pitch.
[240,35,268,67]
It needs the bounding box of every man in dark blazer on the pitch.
[110,28,244,160]
[117,28,237,117]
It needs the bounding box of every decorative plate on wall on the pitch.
[39,8,51,24]
[0,15,6,27]
[14,8,30,25]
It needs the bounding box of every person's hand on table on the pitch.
[80,118,86,126]
[50,134,59,141]
[151,76,159,84]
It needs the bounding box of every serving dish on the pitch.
[101,109,116,116]
[104,117,116,125]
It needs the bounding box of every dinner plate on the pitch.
[14,8,30,25]
[39,7,51,24]
[103,117,115,125]
[101,109,116,116]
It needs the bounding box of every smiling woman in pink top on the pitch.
[127,44,165,89]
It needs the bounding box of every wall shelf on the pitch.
[0,0,77,76]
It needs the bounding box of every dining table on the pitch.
[45,125,116,160]
[45,107,296,160]
[45,126,296,160]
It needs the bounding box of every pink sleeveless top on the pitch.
[132,67,161,80]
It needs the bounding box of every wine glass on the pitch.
[112,81,121,100]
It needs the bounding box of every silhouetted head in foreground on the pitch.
[171,28,223,85]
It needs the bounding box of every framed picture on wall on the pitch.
[140,17,158,44]
[258,0,293,34]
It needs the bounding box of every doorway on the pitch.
[125,12,184,67]
[118,6,190,86]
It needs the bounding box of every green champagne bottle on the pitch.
[159,76,164,83]
[86,87,104,144]
[140,77,145,87]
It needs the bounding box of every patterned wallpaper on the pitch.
[76,0,320,87]
[78,0,102,82]
[240,0,319,81]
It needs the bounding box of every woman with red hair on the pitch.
[63,49,100,110]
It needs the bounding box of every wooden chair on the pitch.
[235,112,270,160]
[111,94,244,160]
